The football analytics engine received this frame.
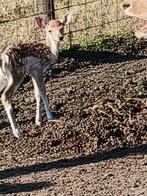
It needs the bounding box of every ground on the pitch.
[0,46,147,195]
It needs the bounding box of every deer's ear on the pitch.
[59,12,72,25]
[35,17,46,28]
[1,54,9,65]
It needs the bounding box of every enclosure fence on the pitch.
[0,0,54,50]
[0,0,142,50]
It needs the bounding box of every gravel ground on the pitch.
[0,47,147,195]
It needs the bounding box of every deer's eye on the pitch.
[60,28,64,33]
[49,30,51,33]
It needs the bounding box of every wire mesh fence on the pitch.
[0,0,143,50]
[0,0,54,50]
[55,0,143,48]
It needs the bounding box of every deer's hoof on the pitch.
[35,120,41,126]
[47,112,54,120]
[13,129,23,139]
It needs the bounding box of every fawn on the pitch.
[123,0,147,39]
[0,12,72,138]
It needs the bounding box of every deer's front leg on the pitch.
[31,70,53,122]
[32,77,42,125]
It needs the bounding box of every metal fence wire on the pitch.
[0,0,55,49]
[0,0,142,50]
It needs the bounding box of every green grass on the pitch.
[65,30,136,52]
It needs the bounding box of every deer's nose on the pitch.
[123,3,130,9]
[60,36,63,41]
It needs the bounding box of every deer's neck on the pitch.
[46,34,59,60]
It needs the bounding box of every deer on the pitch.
[0,12,72,138]
[123,0,147,39]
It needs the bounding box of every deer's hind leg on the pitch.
[1,73,25,138]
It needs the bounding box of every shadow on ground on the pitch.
[1,144,147,180]
[48,48,147,79]
[60,47,146,64]
[0,181,52,194]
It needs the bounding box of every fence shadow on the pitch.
[0,181,51,194]
[0,144,147,180]
[48,47,147,79]
[61,47,146,64]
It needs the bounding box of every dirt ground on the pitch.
[0,45,147,195]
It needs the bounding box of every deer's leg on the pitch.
[31,70,53,122]
[32,77,42,125]
[1,74,24,138]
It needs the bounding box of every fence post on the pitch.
[48,0,55,19]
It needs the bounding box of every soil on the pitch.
[0,45,147,195]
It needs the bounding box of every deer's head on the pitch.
[123,0,147,39]
[35,12,72,45]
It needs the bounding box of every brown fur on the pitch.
[123,0,147,39]
[123,0,147,20]
[5,42,53,69]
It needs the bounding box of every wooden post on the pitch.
[48,0,55,19]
